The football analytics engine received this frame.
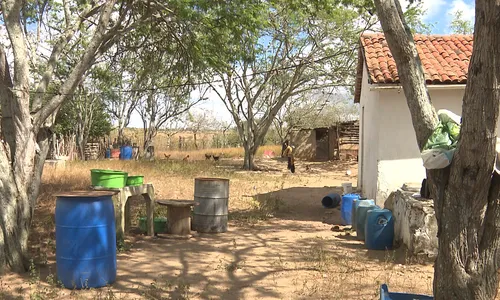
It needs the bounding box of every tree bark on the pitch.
[374,0,500,299]
[243,142,258,171]
[117,124,125,146]
[0,0,124,273]
[193,132,198,150]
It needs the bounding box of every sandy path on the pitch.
[0,160,436,300]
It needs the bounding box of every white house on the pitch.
[355,33,479,205]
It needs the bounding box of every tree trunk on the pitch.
[76,109,85,160]
[432,1,500,298]
[117,125,125,146]
[243,142,258,170]
[0,108,38,274]
[0,0,122,273]
[142,125,157,156]
[374,0,500,299]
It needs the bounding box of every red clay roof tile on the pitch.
[359,33,472,85]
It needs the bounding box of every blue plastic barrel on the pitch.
[356,203,378,241]
[380,284,433,300]
[120,146,133,160]
[352,199,375,232]
[365,208,394,250]
[105,148,111,159]
[322,193,341,208]
[341,193,360,225]
[55,191,117,289]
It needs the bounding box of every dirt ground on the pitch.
[0,158,435,300]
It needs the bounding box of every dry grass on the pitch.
[31,154,289,262]
[158,145,282,160]
[0,156,437,300]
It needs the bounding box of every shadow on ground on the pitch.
[247,186,345,223]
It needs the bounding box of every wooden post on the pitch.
[116,189,127,242]
[124,191,131,232]
[167,206,191,235]
[143,184,155,237]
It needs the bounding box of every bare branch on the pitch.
[32,3,101,111]
[34,0,120,129]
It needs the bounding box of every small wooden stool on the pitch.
[156,200,197,236]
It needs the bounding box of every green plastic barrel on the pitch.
[126,175,144,186]
[138,217,167,234]
[90,169,128,188]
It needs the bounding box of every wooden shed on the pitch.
[290,120,359,161]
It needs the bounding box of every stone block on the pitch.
[385,189,438,258]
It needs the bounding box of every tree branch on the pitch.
[33,0,119,130]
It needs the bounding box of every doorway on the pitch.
[315,128,329,161]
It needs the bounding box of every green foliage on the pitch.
[449,10,473,34]
[226,130,243,147]
[53,96,112,140]
[403,2,435,34]
[209,0,374,166]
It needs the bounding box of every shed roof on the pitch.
[354,33,473,103]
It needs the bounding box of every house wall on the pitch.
[375,88,465,203]
[291,130,316,160]
[358,64,380,200]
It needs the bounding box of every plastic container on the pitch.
[105,148,111,159]
[120,146,133,160]
[110,149,120,159]
[380,284,433,299]
[90,169,128,188]
[356,203,378,241]
[321,193,341,208]
[365,208,394,250]
[55,191,117,289]
[352,199,375,232]
[138,217,167,234]
[342,182,353,194]
[341,193,360,225]
[126,175,144,186]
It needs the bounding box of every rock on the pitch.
[391,189,438,258]
[384,191,396,211]
[401,182,421,193]
[331,226,341,232]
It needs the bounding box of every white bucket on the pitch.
[342,182,353,194]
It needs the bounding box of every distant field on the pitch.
[110,128,233,152]
[107,128,281,158]
[158,145,282,160]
